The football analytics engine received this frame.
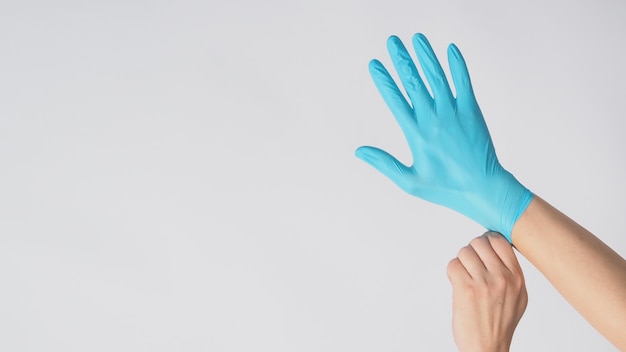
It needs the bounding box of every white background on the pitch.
[1,0,625,351]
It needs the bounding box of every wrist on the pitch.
[460,171,532,241]
[457,341,510,352]
[499,173,533,241]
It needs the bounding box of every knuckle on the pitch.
[469,235,488,250]
[457,245,472,258]
[453,280,475,294]
[513,275,526,291]
[446,260,456,278]
[447,258,458,270]
[469,236,482,247]
[490,275,508,291]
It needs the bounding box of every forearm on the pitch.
[511,195,626,349]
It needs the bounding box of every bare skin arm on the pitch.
[512,195,626,349]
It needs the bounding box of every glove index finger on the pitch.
[368,59,416,132]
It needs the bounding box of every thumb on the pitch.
[355,146,413,189]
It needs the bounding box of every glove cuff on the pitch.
[500,174,533,242]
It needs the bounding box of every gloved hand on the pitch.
[355,33,532,241]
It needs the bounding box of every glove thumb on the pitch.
[355,146,412,190]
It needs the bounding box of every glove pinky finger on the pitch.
[355,146,413,190]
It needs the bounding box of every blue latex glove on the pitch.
[355,34,532,241]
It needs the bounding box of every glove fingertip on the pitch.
[354,146,365,158]
[412,32,427,42]
[368,59,386,75]
[387,35,402,46]
[448,43,461,60]
[354,146,375,162]
[387,35,409,56]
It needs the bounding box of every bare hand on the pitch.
[447,232,528,352]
